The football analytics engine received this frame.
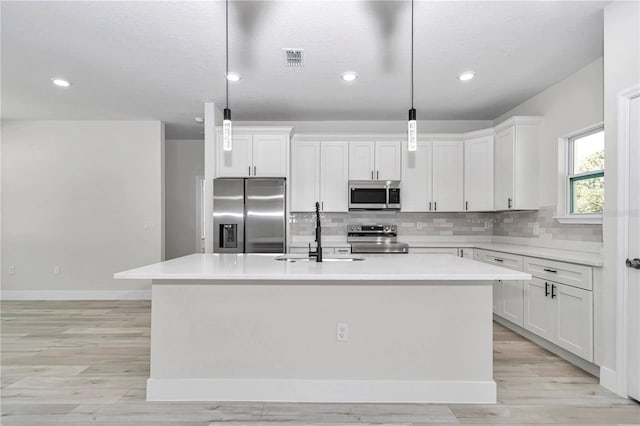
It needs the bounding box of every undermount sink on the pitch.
[274,255,365,262]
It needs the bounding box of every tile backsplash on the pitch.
[290,212,494,237]
[492,205,602,242]
[290,205,603,243]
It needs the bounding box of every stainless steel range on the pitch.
[347,224,409,254]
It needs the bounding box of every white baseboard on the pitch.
[1,290,151,301]
[599,366,622,395]
[147,378,496,403]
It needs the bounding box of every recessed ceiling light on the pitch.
[194,117,204,124]
[341,72,358,82]
[458,71,475,81]
[226,72,241,82]
[51,78,71,87]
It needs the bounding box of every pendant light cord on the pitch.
[411,0,414,110]
[229,0,231,110]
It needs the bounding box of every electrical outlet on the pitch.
[54,265,60,275]
[484,221,492,230]
[336,322,349,342]
[416,222,423,230]
[532,223,540,235]
[9,266,15,275]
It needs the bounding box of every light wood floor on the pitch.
[1,301,638,425]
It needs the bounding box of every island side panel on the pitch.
[148,280,495,403]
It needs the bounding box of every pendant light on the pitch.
[407,0,417,152]
[223,0,233,151]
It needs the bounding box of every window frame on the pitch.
[555,124,604,224]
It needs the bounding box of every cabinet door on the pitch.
[493,280,502,315]
[252,134,288,177]
[458,248,474,258]
[349,141,375,180]
[432,141,464,211]
[320,141,349,212]
[375,141,402,180]
[523,277,553,341]
[401,140,432,211]
[217,133,252,177]
[290,141,320,212]
[464,135,494,211]
[501,280,524,327]
[495,126,515,210]
[553,283,593,361]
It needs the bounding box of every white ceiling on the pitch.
[1,1,606,139]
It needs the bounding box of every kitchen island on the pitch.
[115,253,530,403]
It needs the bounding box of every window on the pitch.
[556,125,604,224]
[568,128,604,215]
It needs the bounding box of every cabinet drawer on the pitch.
[524,257,592,291]
[334,247,352,255]
[476,249,523,271]
[411,248,459,255]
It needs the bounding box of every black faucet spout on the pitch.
[308,202,323,262]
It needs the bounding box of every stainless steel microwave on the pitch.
[348,180,401,210]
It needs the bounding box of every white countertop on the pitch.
[289,239,602,266]
[114,253,531,282]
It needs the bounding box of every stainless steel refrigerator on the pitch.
[213,178,286,253]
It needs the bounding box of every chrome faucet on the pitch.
[308,202,323,262]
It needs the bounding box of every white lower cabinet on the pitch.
[553,281,593,360]
[523,277,554,341]
[523,277,593,361]
[500,280,524,327]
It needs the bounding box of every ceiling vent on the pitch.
[283,48,304,67]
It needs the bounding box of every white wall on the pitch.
[493,57,604,208]
[238,120,493,134]
[1,120,164,297]
[165,139,203,260]
[603,1,640,380]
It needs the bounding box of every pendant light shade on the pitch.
[407,0,417,152]
[408,108,417,152]
[223,108,232,151]
[223,0,233,152]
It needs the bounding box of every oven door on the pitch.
[349,186,388,210]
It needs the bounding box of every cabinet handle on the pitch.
[429,201,432,211]
[508,197,513,209]
[371,170,374,180]
[376,170,379,180]
[248,166,251,176]
[460,249,464,257]
[465,201,469,211]
[434,202,437,211]
[254,166,257,176]
[544,282,549,297]
[543,268,557,273]
[494,258,504,262]
[551,284,557,299]
[321,201,324,211]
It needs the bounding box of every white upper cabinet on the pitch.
[401,140,432,212]
[494,117,540,210]
[432,140,464,212]
[216,128,291,178]
[348,141,375,180]
[291,140,349,212]
[464,135,494,211]
[290,141,320,212]
[252,134,288,177]
[320,141,349,211]
[217,133,252,177]
[349,141,401,181]
[375,141,402,180]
